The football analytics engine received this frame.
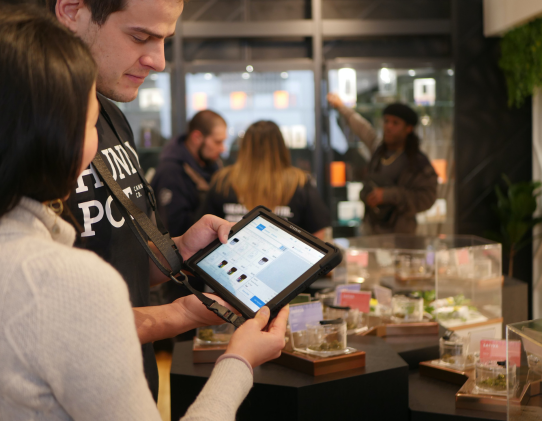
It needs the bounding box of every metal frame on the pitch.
[170,0,453,194]
[184,58,315,73]
[326,57,453,71]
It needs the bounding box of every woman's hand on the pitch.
[224,305,289,368]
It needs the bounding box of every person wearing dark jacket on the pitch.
[152,110,227,237]
[328,94,437,235]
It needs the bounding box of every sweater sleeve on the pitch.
[336,105,379,153]
[7,247,253,421]
[15,249,163,421]
[180,357,253,421]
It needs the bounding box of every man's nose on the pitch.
[140,42,166,72]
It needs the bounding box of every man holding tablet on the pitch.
[47,0,241,400]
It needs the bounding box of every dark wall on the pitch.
[452,0,533,314]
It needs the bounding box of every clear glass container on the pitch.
[195,324,235,346]
[315,290,336,310]
[506,319,542,420]
[306,319,347,356]
[391,295,424,323]
[438,332,475,369]
[475,362,516,396]
[331,235,437,294]
[435,237,502,329]
[325,305,365,334]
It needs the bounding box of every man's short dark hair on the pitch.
[0,4,97,218]
[46,0,186,26]
[188,110,227,137]
[46,0,126,26]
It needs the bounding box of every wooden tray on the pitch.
[272,349,365,376]
[192,339,227,363]
[419,360,473,385]
[361,322,439,337]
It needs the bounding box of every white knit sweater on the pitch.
[0,198,252,421]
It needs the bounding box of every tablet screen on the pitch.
[197,216,325,312]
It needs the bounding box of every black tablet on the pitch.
[184,206,342,320]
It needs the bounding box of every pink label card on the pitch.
[346,250,369,267]
[334,284,360,305]
[456,249,470,266]
[480,339,521,367]
[340,291,372,313]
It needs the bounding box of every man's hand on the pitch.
[366,188,384,207]
[174,214,234,260]
[173,293,239,329]
[327,93,344,109]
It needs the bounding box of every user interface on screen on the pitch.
[197,216,325,312]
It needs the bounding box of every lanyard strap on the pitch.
[92,97,245,327]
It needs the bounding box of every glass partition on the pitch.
[186,69,315,173]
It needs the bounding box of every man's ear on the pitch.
[405,124,413,135]
[189,130,204,147]
[56,0,88,33]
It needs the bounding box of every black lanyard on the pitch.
[93,95,245,327]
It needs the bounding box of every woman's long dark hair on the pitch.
[0,4,97,218]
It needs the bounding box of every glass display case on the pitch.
[435,237,502,330]
[332,234,438,294]
[186,68,315,172]
[326,61,454,238]
[507,319,542,420]
[332,234,502,331]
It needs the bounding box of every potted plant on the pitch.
[486,175,542,278]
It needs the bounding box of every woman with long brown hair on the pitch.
[200,120,330,238]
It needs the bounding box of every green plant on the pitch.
[499,17,542,108]
[485,175,542,277]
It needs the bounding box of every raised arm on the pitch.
[327,93,379,152]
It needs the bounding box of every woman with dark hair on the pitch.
[328,93,437,234]
[200,120,331,238]
[0,5,287,421]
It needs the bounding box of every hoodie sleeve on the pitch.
[151,161,200,237]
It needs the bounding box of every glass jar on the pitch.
[306,319,347,356]
[325,305,365,334]
[195,324,235,345]
[439,332,474,369]
[391,295,423,323]
[527,352,542,374]
[315,290,335,311]
[475,361,516,395]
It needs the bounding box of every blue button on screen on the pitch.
[250,296,265,308]
[256,224,266,231]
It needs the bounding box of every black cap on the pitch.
[328,305,351,311]
[320,318,344,325]
[383,103,418,126]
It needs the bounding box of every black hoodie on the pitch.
[151,135,219,237]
